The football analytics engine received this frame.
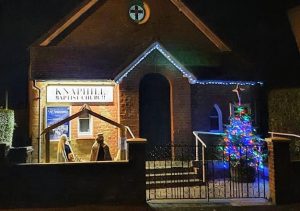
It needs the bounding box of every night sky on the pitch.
[184,0,300,87]
[0,0,299,109]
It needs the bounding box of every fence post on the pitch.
[266,137,292,204]
[195,136,199,161]
[202,145,205,182]
[45,132,50,163]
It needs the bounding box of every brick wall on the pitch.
[70,105,119,161]
[119,52,192,146]
[0,140,147,208]
[267,137,300,204]
[29,79,264,163]
[191,85,264,134]
[29,81,119,163]
[28,81,41,162]
[267,140,276,203]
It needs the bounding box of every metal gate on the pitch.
[146,144,268,201]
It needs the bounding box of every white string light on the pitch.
[196,80,263,86]
[114,42,263,86]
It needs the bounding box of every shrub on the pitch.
[0,109,15,147]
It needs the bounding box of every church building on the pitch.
[29,0,264,163]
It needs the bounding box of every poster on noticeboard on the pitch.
[45,106,70,141]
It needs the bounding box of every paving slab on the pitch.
[1,199,300,211]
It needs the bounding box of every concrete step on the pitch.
[146,166,196,174]
[146,160,197,174]
[146,179,204,189]
[146,160,204,189]
[146,160,192,167]
[146,172,200,181]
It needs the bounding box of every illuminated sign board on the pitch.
[47,85,114,103]
[46,106,70,141]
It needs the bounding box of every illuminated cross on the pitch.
[232,84,245,106]
[129,5,144,21]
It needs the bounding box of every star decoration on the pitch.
[232,84,245,105]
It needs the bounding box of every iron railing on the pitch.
[146,144,205,199]
[145,144,268,200]
[193,131,208,182]
[205,144,268,200]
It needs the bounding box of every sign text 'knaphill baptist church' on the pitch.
[47,85,114,103]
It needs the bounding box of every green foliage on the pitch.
[221,105,265,168]
[0,109,15,147]
[269,88,300,160]
[268,88,300,134]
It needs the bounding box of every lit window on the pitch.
[78,112,92,135]
[209,104,223,132]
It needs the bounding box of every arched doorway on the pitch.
[139,73,171,150]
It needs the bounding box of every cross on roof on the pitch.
[129,5,144,21]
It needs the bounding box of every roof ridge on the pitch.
[170,0,230,52]
[114,41,197,84]
[32,0,98,47]
[34,0,231,52]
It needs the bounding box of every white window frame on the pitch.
[209,104,223,132]
[78,114,93,136]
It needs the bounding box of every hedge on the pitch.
[0,109,14,147]
[268,88,300,135]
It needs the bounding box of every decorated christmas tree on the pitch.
[222,85,265,169]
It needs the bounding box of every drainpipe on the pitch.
[32,80,41,163]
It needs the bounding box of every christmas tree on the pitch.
[222,85,265,169]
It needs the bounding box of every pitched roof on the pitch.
[34,0,98,47]
[30,41,261,84]
[34,0,230,52]
[30,0,263,83]
[114,42,197,84]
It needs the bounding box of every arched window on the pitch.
[209,104,223,132]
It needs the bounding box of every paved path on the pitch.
[147,179,268,200]
[1,199,300,211]
[148,199,293,210]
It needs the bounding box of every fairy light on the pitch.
[221,105,266,168]
[114,41,264,87]
[115,42,197,84]
[196,80,263,86]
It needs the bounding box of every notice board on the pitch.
[45,106,70,141]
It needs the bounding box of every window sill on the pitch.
[76,137,94,141]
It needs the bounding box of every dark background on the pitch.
[185,0,300,90]
[0,0,299,144]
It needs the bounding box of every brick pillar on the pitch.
[266,137,292,204]
[126,138,147,204]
